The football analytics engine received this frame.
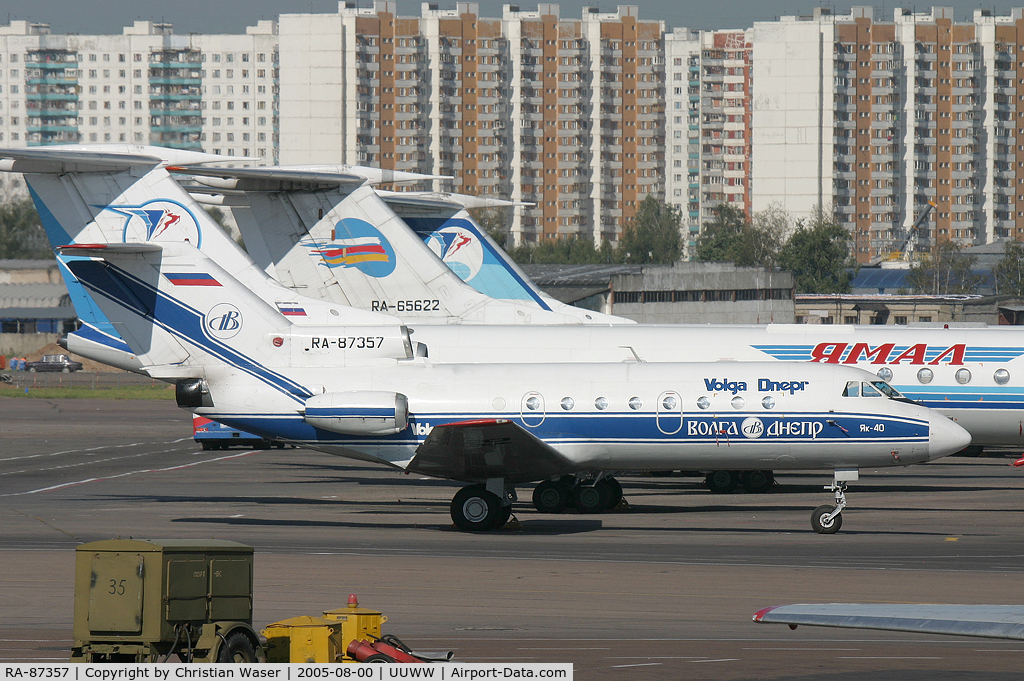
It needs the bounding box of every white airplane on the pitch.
[179,164,629,325]
[754,603,1024,640]
[1,147,970,533]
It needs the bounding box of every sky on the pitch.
[3,0,1024,35]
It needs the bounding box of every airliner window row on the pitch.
[874,366,1010,385]
[523,391,848,412]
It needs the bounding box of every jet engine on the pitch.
[303,391,409,435]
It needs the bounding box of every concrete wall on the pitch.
[0,333,60,357]
[609,262,795,324]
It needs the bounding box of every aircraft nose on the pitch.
[928,413,972,460]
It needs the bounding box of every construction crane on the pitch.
[875,200,937,263]
[899,199,937,261]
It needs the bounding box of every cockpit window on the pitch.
[861,382,882,397]
[842,381,860,397]
[871,380,904,399]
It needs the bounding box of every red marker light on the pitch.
[272,337,283,347]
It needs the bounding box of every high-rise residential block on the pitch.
[753,6,1024,262]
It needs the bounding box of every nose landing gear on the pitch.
[811,469,858,534]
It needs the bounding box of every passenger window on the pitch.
[861,382,881,397]
[842,381,860,397]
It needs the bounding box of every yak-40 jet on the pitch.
[2,147,970,533]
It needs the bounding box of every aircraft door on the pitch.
[520,391,546,428]
[656,391,682,435]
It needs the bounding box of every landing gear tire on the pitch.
[451,485,503,531]
[572,483,610,513]
[532,480,571,513]
[216,631,258,663]
[495,505,513,528]
[811,504,842,534]
[599,477,623,508]
[706,470,739,494]
[741,470,774,494]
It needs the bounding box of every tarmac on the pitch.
[2,397,1023,680]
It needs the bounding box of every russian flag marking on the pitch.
[166,273,221,286]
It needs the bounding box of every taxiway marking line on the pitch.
[0,450,258,497]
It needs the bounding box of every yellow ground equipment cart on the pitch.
[70,539,264,662]
[262,596,386,663]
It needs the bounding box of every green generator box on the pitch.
[71,539,255,662]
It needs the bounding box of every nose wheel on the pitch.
[810,469,857,534]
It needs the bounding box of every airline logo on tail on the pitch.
[104,200,203,246]
[303,218,396,278]
[426,226,483,281]
[206,303,243,339]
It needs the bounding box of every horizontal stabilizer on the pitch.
[408,418,575,484]
[753,603,1024,640]
[378,190,533,210]
[281,164,450,184]
[143,364,206,379]
[0,147,162,174]
[58,243,164,256]
[174,165,367,192]
[41,144,249,166]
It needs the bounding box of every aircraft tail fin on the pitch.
[4,146,401,330]
[381,195,632,325]
[60,241,299,380]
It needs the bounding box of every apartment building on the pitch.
[665,28,752,256]
[752,6,1024,263]
[0,19,278,160]
[8,5,1024,259]
[278,1,664,245]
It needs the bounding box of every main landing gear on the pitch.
[449,474,626,531]
[705,470,775,494]
[810,469,858,534]
[450,478,516,532]
[533,475,623,514]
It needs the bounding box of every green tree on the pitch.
[695,203,786,267]
[777,209,855,293]
[907,239,983,295]
[695,204,747,263]
[509,235,612,264]
[616,195,682,264]
[994,239,1024,296]
[0,197,50,259]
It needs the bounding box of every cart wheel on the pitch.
[217,630,258,663]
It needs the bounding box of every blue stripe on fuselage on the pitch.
[208,410,929,448]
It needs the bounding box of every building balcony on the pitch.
[25,92,77,101]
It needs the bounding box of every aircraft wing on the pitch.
[753,604,1024,640]
[407,418,576,484]
[173,165,367,192]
